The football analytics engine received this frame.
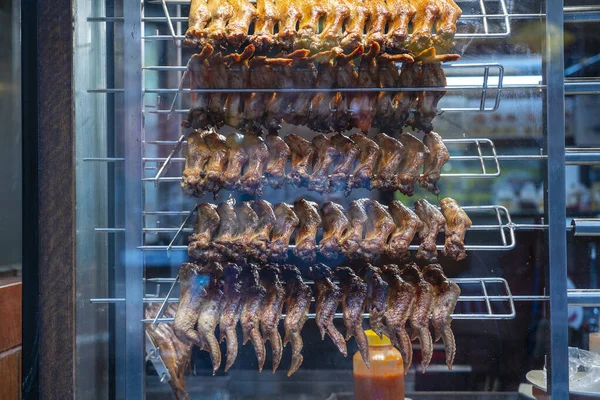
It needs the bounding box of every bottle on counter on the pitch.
[353,330,405,400]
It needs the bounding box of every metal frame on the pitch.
[143,137,502,185]
[544,0,568,398]
[123,0,145,397]
[78,0,582,398]
[144,0,513,40]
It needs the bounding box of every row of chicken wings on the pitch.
[184,0,462,54]
[183,131,449,198]
[172,261,460,379]
[182,43,454,135]
[188,196,472,264]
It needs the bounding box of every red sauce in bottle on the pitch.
[353,330,405,400]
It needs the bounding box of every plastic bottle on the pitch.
[353,330,405,400]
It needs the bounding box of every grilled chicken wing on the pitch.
[401,263,434,373]
[293,199,322,262]
[195,263,224,375]
[275,0,303,50]
[284,134,314,188]
[434,0,463,52]
[223,133,248,191]
[309,134,339,193]
[282,265,312,376]
[375,54,413,131]
[174,263,207,347]
[310,264,348,356]
[393,61,422,127]
[239,134,269,196]
[330,133,360,193]
[260,265,286,372]
[184,0,211,47]
[349,133,381,191]
[270,202,299,261]
[381,264,415,373]
[251,200,277,261]
[360,200,396,259]
[414,199,446,263]
[205,0,234,46]
[225,0,257,48]
[310,49,342,132]
[240,263,267,371]
[412,62,447,133]
[184,45,214,130]
[336,267,370,367]
[266,49,312,127]
[206,52,229,127]
[373,133,406,191]
[341,2,370,50]
[418,132,450,195]
[360,264,389,339]
[350,42,380,132]
[440,197,472,261]
[386,200,423,260]
[332,47,364,132]
[264,134,290,189]
[213,198,239,260]
[251,0,280,52]
[296,0,327,49]
[286,56,317,126]
[188,203,221,261]
[244,57,293,134]
[182,130,211,197]
[219,263,243,371]
[340,199,369,258]
[423,264,461,370]
[397,132,429,196]
[410,0,442,53]
[146,304,192,400]
[365,0,392,47]
[201,131,228,194]
[231,202,260,260]
[319,202,350,259]
[317,0,351,50]
[386,0,416,51]
[223,45,255,128]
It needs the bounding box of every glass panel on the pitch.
[72,0,570,398]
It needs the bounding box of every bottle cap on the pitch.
[365,329,392,346]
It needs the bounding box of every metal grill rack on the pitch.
[138,137,501,185]
[135,204,516,252]
[142,0,511,40]
[81,0,560,396]
[133,62,504,114]
[91,276,517,321]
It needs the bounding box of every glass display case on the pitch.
[22,0,600,399]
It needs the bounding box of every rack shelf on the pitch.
[129,276,516,322]
[142,0,511,40]
[140,137,501,186]
[137,204,516,252]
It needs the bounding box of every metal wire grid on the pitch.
[141,0,511,40]
[137,137,500,186]
[116,276,516,322]
[133,62,504,114]
[134,204,515,252]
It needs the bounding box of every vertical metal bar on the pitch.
[475,140,488,175]
[123,0,144,398]
[545,0,568,398]
[479,0,490,34]
[494,206,508,247]
[479,67,490,111]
